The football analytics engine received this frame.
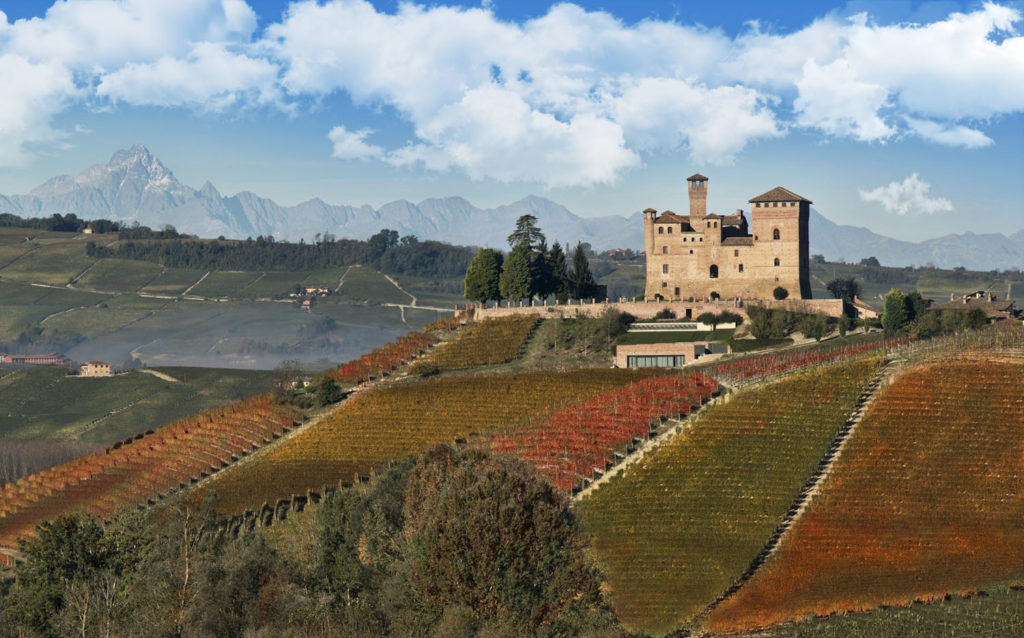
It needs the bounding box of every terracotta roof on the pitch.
[687,173,708,181]
[721,214,745,226]
[703,213,722,219]
[852,297,879,312]
[722,237,754,246]
[655,212,689,223]
[748,187,812,204]
[643,208,657,213]
[87,361,109,365]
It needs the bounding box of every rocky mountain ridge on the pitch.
[1,145,1020,270]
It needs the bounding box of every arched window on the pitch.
[658,227,664,234]
[774,258,780,266]
[773,228,780,240]
[709,264,719,279]
[667,227,673,234]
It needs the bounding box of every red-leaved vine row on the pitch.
[709,336,912,383]
[0,396,299,550]
[490,373,718,490]
[326,330,439,384]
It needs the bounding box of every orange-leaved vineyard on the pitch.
[0,396,299,560]
[705,357,1024,633]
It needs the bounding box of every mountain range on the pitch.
[1,145,1020,271]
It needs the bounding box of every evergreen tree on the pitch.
[531,239,556,300]
[826,277,862,304]
[506,214,545,253]
[463,248,503,302]
[904,290,927,322]
[882,288,908,335]
[568,242,596,300]
[499,248,533,300]
[548,241,570,302]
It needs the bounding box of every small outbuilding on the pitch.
[81,361,113,377]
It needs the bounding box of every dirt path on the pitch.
[693,358,894,623]
[140,369,181,383]
[381,272,416,306]
[181,271,210,296]
[334,266,353,293]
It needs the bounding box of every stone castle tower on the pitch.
[643,173,812,300]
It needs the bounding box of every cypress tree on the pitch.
[499,248,533,301]
[568,242,596,300]
[464,248,503,302]
[549,241,570,302]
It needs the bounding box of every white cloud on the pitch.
[795,59,894,141]
[0,1,1022,179]
[385,85,638,186]
[328,125,384,161]
[0,54,76,166]
[904,117,994,149]
[860,173,954,215]
[97,43,279,110]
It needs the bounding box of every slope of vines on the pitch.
[0,396,298,555]
[409,315,539,372]
[576,356,880,636]
[491,373,718,490]
[705,357,1024,634]
[202,368,664,514]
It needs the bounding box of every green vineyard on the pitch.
[410,315,539,372]
[577,356,880,636]
[202,368,663,514]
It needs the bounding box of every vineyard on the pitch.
[490,373,718,490]
[576,356,880,636]
[326,329,437,384]
[704,357,1024,634]
[0,396,298,560]
[409,315,540,373]
[708,336,910,384]
[202,368,666,514]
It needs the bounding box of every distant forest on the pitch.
[0,212,473,277]
[87,229,474,277]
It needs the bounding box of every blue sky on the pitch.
[0,0,1022,242]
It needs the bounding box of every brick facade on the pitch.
[644,174,812,301]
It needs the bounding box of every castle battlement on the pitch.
[644,173,812,301]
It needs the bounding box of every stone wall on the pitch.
[459,297,845,321]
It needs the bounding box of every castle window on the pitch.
[739,264,744,273]
[662,264,669,274]
[658,227,664,234]
[699,237,703,242]
[662,281,668,288]
[689,249,693,254]
[674,287,680,297]
[774,258,780,266]
[709,264,719,279]
[662,246,667,254]
[734,249,739,257]
[773,202,778,207]
[773,228,780,240]
[668,227,673,234]
[714,221,718,228]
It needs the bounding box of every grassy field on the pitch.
[0,279,107,341]
[0,239,98,285]
[577,356,879,636]
[187,271,262,297]
[74,258,164,292]
[138,268,206,295]
[337,265,412,304]
[0,365,276,444]
[617,329,734,345]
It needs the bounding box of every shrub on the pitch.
[773,286,789,300]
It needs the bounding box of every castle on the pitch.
[643,173,812,301]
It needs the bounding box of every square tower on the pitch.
[687,173,708,217]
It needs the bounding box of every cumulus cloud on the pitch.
[328,125,384,161]
[0,0,1022,180]
[860,174,954,215]
[904,117,994,149]
[97,43,279,110]
[0,54,76,165]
